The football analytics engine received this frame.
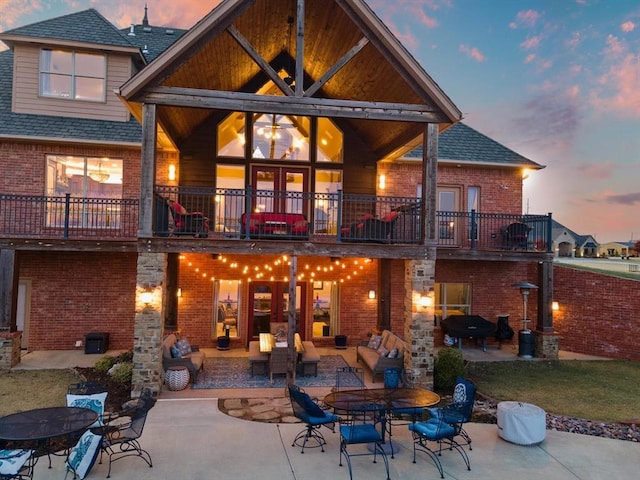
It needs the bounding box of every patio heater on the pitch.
[512,281,538,358]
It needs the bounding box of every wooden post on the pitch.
[422,123,439,244]
[287,255,298,386]
[0,250,18,331]
[138,103,157,238]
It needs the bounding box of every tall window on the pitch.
[45,155,122,228]
[314,170,342,234]
[40,49,106,101]
[316,117,343,163]
[312,281,340,338]
[214,280,242,338]
[434,283,471,326]
[215,164,245,232]
[468,186,480,240]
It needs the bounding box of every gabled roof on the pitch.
[402,123,544,169]
[551,219,598,247]
[1,9,136,51]
[117,0,462,158]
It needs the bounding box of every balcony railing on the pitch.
[1,189,552,253]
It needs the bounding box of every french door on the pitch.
[248,282,306,339]
[251,166,309,215]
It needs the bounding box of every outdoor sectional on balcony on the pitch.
[240,212,309,240]
[341,211,399,243]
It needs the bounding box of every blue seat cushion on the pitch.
[340,423,382,444]
[409,420,456,439]
[300,410,339,426]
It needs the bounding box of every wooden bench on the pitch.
[300,341,320,376]
[248,341,268,376]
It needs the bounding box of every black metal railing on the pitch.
[0,193,138,239]
[1,189,552,252]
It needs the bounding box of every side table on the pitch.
[165,366,190,391]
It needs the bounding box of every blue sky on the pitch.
[2,0,639,243]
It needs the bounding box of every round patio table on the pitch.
[0,406,98,466]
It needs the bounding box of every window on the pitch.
[468,186,480,241]
[312,281,340,338]
[214,280,242,338]
[316,117,343,163]
[40,49,106,101]
[434,283,471,326]
[217,112,246,157]
[314,170,342,234]
[45,155,122,228]
[215,165,245,233]
[252,114,310,160]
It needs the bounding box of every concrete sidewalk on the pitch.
[30,397,640,480]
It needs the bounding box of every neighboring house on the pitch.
[599,241,635,258]
[550,220,598,258]
[0,1,557,395]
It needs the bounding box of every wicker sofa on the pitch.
[161,334,206,383]
[356,329,408,381]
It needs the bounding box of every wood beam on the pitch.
[0,250,18,331]
[138,87,447,123]
[537,260,554,332]
[423,123,438,243]
[139,103,157,238]
[294,0,304,97]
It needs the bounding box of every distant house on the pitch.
[551,220,598,258]
[599,241,636,258]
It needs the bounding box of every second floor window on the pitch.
[40,49,106,102]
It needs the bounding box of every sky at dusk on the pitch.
[1,0,639,243]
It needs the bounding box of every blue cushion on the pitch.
[65,431,102,480]
[340,423,382,444]
[409,420,455,439]
[388,347,399,358]
[170,344,181,358]
[302,394,326,418]
[176,338,192,356]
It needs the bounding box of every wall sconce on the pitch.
[368,290,376,300]
[552,301,559,311]
[378,174,386,190]
[419,295,432,308]
[177,288,182,298]
[140,291,153,305]
[168,164,176,181]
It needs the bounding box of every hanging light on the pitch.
[89,162,110,183]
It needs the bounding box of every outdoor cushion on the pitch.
[377,346,389,357]
[66,430,103,480]
[367,335,382,350]
[176,338,192,356]
[302,394,326,418]
[170,344,181,358]
[388,347,399,358]
[0,449,33,476]
[66,392,107,428]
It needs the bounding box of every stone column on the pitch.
[0,332,21,369]
[132,252,166,398]
[404,255,436,390]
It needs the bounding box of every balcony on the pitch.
[0,189,552,255]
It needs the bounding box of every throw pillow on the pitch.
[170,344,182,358]
[176,338,192,356]
[65,431,103,480]
[377,346,389,357]
[388,347,399,358]
[66,392,107,428]
[0,449,33,476]
[367,335,382,350]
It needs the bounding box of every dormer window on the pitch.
[39,49,106,102]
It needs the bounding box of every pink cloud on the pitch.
[520,36,541,50]
[581,162,615,180]
[524,53,536,64]
[590,53,640,118]
[621,21,635,33]
[604,34,626,57]
[511,10,541,29]
[566,31,582,49]
[0,0,43,31]
[459,44,486,62]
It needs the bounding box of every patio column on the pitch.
[138,103,157,238]
[535,259,559,359]
[404,254,436,389]
[132,252,167,398]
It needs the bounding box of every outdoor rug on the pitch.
[192,355,364,389]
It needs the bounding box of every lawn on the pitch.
[466,360,640,423]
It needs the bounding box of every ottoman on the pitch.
[497,401,546,445]
[165,366,190,391]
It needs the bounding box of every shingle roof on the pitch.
[2,9,134,49]
[120,24,187,63]
[404,122,543,168]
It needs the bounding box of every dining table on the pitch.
[258,332,304,353]
[0,406,99,467]
[323,387,440,453]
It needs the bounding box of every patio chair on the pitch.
[339,404,389,480]
[502,222,531,250]
[408,413,470,478]
[0,449,36,480]
[335,366,365,392]
[427,377,476,450]
[269,347,290,383]
[100,387,156,478]
[288,384,338,453]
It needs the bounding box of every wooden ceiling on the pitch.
[120,0,461,160]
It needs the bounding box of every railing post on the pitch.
[63,193,71,239]
[244,185,252,240]
[336,190,343,242]
[547,213,553,253]
[470,209,477,250]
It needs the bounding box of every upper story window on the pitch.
[252,114,310,161]
[316,117,343,163]
[40,49,106,102]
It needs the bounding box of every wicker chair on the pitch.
[269,347,290,383]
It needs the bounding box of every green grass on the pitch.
[466,360,640,423]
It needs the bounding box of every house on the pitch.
[0,0,557,395]
[598,241,635,258]
[550,220,599,258]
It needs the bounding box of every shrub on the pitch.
[114,350,133,363]
[94,355,117,373]
[110,363,133,384]
[434,347,464,392]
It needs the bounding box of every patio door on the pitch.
[437,187,460,244]
[251,166,309,215]
[248,282,306,339]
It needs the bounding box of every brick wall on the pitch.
[19,251,137,350]
[553,266,640,361]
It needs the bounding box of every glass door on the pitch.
[437,187,460,244]
[251,166,308,215]
[248,282,306,339]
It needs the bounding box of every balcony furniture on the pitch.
[356,330,407,382]
[428,377,476,450]
[341,211,399,243]
[502,222,531,250]
[248,341,268,376]
[288,383,338,453]
[100,388,156,478]
[161,334,206,383]
[240,212,309,240]
[154,194,209,237]
[440,315,496,351]
[497,401,546,446]
[409,412,471,478]
[0,448,36,480]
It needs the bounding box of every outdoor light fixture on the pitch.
[140,291,153,305]
[378,174,386,190]
[177,288,182,298]
[368,290,376,300]
[168,164,176,181]
[552,301,559,311]
[419,295,432,307]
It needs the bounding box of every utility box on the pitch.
[84,332,109,354]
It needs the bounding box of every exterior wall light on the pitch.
[368,290,376,300]
[419,295,432,308]
[140,291,153,305]
[378,174,385,190]
[552,301,559,311]
[168,164,176,181]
